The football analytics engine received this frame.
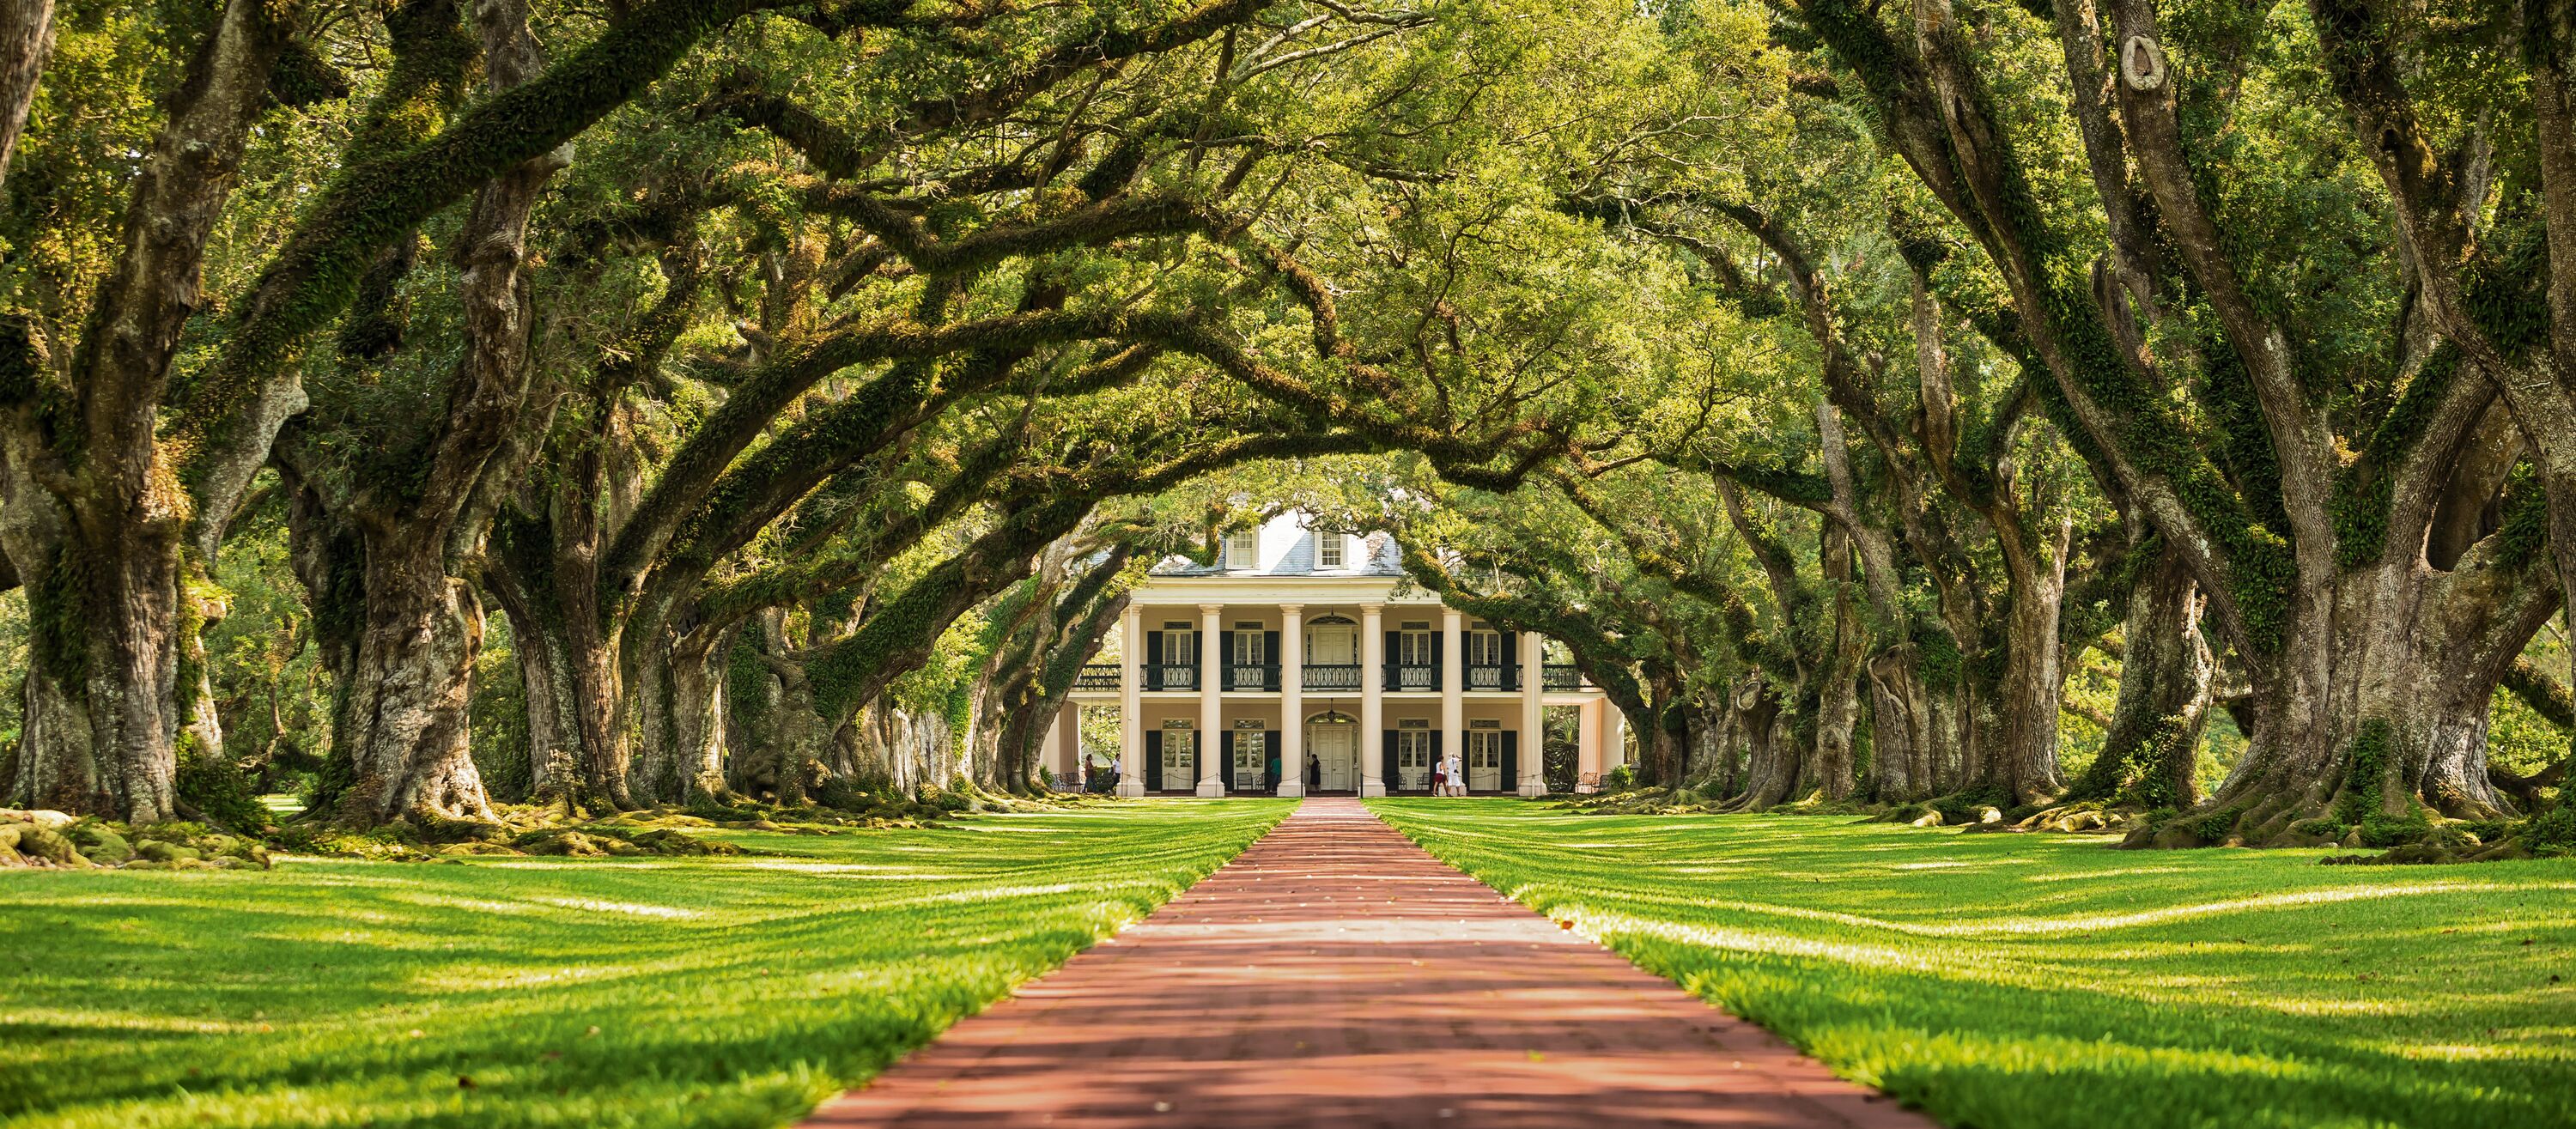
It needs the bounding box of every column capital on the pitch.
[1359,602,1384,615]
[1198,602,1224,614]
[1278,602,1304,614]
[1442,607,1464,623]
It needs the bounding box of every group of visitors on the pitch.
[1428,750,1468,797]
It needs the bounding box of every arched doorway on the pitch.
[1303,710,1358,793]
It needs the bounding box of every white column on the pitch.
[1518,632,1546,797]
[1056,701,1081,783]
[1359,603,1385,798]
[1603,701,1628,776]
[1042,706,1068,784]
[1576,697,1601,793]
[1196,603,1225,797]
[1279,603,1304,798]
[1440,608,1463,795]
[1117,604,1144,796]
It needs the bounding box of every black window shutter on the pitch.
[1262,631,1279,685]
[1502,731,1519,792]
[1218,630,1236,689]
[1191,730,1203,787]
[1145,729,1163,789]
[1264,730,1280,789]
[1431,731,1443,761]
[1385,632,1399,675]
[1144,631,1163,689]
[1382,730,1399,788]
[1504,630,1521,688]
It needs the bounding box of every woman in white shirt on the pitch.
[1444,750,1466,796]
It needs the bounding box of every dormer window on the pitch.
[1318,533,1345,569]
[1227,529,1258,569]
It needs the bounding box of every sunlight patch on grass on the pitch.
[1371,798,2576,1129]
[2,798,1294,1129]
[526,896,703,919]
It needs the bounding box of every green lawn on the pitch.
[2,798,1291,1129]
[1370,798,2576,1129]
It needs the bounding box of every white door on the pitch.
[1308,722,1355,791]
[1232,731,1266,792]
[1161,629,1196,689]
[1161,731,1195,791]
[1396,731,1433,790]
[1309,625,1356,663]
[1467,731,1503,791]
[1307,624,1358,691]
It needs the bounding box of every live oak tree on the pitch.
[1777,0,2564,840]
[0,0,884,822]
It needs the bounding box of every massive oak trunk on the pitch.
[2069,537,2211,809]
[0,0,287,822]
[313,536,496,825]
[1864,644,1943,802]
[630,628,729,803]
[2205,538,2555,839]
[1978,513,2073,804]
[1,513,191,822]
[1811,527,1866,801]
[281,0,557,827]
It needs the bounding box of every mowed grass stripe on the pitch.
[1370,798,2576,1129]
[1,798,1294,1129]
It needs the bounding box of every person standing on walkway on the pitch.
[1307,753,1321,792]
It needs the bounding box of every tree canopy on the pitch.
[0,0,2564,853]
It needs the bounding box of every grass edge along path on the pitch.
[1368,798,2576,1129]
[0,798,1294,1129]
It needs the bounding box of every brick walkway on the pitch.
[800,798,1932,1127]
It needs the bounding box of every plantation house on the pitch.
[1046,513,1623,796]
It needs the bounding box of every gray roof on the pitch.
[1151,523,1403,578]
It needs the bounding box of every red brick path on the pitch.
[800,798,1933,1127]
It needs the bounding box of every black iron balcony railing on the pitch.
[1226,663,1280,691]
[1384,662,1439,691]
[1465,663,1520,692]
[1541,664,1582,691]
[1144,663,1199,691]
[1076,664,1121,690]
[1301,663,1362,691]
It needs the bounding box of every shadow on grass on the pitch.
[1371,798,2576,1129]
[0,798,1295,1129]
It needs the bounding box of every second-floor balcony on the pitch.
[1077,659,1588,694]
[1301,663,1362,691]
[1385,662,1439,692]
[1143,663,1199,691]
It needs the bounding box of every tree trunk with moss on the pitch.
[1796,0,2567,842]
[0,0,49,193]
[0,518,195,822]
[629,627,730,804]
[0,0,290,822]
[309,534,497,826]
[2069,537,2210,810]
[280,0,561,829]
